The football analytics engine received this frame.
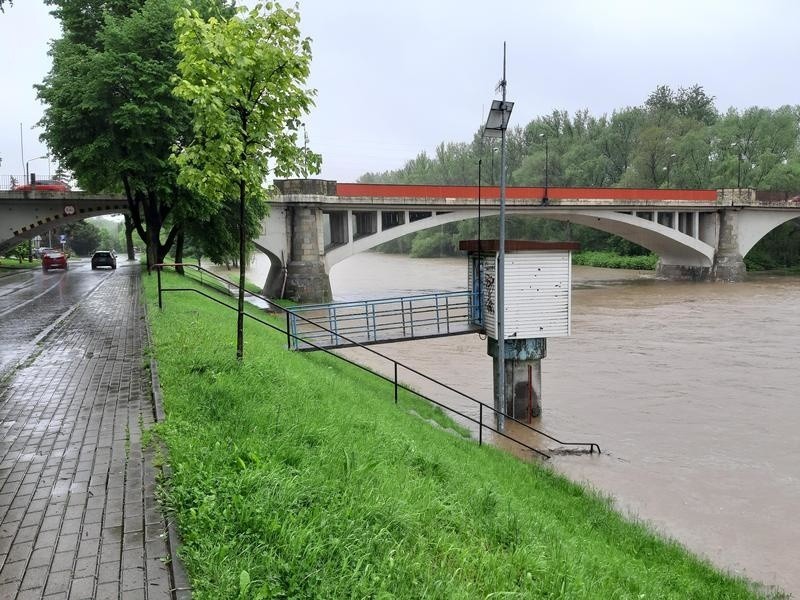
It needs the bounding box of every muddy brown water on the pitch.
[242,252,800,596]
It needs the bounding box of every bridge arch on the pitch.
[322,208,717,271]
[737,210,800,257]
[0,192,129,254]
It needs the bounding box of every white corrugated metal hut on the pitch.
[460,240,579,340]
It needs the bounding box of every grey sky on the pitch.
[2,0,799,183]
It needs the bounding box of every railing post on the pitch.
[401,299,407,337]
[479,403,483,446]
[364,301,370,341]
[394,362,398,404]
[157,266,162,310]
[285,310,291,350]
[409,299,414,337]
[445,296,450,334]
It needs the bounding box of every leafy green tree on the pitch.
[64,220,102,255]
[174,2,320,360]
[38,0,224,269]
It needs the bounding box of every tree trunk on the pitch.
[237,179,246,361]
[175,229,185,275]
[124,214,135,260]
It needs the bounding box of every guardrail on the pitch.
[287,291,480,350]
[155,263,601,459]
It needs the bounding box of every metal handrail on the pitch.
[155,263,601,458]
[288,292,476,350]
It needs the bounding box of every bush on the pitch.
[573,251,658,270]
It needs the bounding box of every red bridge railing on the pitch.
[335,183,718,202]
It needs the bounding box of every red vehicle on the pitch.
[13,179,71,192]
[42,250,68,272]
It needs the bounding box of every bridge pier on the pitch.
[655,208,746,282]
[282,205,332,303]
[711,209,747,281]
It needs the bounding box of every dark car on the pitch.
[42,250,68,271]
[91,250,117,270]
[13,179,71,192]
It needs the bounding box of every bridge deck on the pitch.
[287,291,481,350]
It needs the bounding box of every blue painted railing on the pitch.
[287,290,481,350]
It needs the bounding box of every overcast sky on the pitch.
[1,0,799,183]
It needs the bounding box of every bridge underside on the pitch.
[1,194,129,254]
[256,202,800,302]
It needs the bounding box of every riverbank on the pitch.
[143,268,777,598]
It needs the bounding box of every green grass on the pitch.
[0,257,38,270]
[573,251,658,270]
[144,269,776,599]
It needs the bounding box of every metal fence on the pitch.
[0,175,23,191]
[155,263,601,459]
[287,291,480,350]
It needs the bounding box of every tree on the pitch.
[64,220,102,255]
[38,0,222,270]
[174,2,320,360]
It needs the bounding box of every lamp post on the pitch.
[538,133,549,205]
[663,153,677,187]
[731,142,742,188]
[483,43,514,426]
[25,155,48,185]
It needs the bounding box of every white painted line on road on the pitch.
[0,275,66,318]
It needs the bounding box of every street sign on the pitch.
[59,234,67,244]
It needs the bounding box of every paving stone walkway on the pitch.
[0,267,186,599]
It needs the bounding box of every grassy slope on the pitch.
[144,270,770,599]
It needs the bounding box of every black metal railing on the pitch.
[155,263,601,459]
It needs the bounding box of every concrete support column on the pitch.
[487,337,547,427]
[711,208,746,281]
[284,206,333,303]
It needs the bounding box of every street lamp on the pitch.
[663,153,677,187]
[731,142,742,188]
[538,133,549,205]
[490,147,499,185]
[483,43,514,426]
[25,154,48,185]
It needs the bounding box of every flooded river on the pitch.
[244,252,800,596]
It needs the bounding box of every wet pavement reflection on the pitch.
[0,260,117,379]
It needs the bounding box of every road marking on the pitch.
[0,265,113,319]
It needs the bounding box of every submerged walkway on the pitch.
[0,266,187,599]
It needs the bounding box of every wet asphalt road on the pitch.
[0,260,124,380]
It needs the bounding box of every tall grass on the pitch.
[573,251,658,270]
[144,270,775,599]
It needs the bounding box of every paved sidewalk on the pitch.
[0,267,186,599]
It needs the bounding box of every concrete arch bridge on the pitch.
[259,180,800,302]
[0,191,128,254]
[3,182,799,303]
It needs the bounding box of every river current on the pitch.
[242,252,799,596]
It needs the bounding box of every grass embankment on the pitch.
[573,251,658,270]
[144,269,770,599]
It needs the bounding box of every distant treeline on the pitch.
[363,85,800,270]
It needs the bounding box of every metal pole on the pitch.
[394,363,398,404]
[497,44,507,430]
[479,403,483,445]
[157,267,162,309]
[285,310,291,350]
